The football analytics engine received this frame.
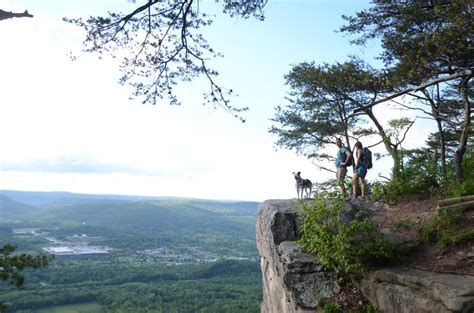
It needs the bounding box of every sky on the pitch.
[0,0,433,201]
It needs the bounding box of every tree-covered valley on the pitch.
[0,190,262,312]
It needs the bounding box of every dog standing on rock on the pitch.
[293,172,312,199]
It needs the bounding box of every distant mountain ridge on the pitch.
[0,189,259,208]
[0,190,185,207]
[0,194,42,218]
[29,199,254,234]
[0,190,260,230]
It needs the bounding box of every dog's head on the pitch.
[292,171,302,180]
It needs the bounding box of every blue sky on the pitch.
[0,1,432,201]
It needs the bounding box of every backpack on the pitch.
[346,154,354,167]
[361,147,373,169]
[341,147,353,166]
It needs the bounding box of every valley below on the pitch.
[0,190,262,312]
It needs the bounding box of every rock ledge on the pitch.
[256,199,474,313]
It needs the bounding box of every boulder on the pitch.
[362,267,474,313]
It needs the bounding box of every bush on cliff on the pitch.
[298,196,396,275]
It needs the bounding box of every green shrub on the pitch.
[366,179,405,204]
[318,301,341,313]
[299,197,396,276]
[366,181,385,202]
[417,207,474,247]
[446,178,474,198]
[312,180,342,198]
[456,229,474,244]
[368,151,474,204]
[444,151,474,197]
[318,299,379,313]
[438,229,474,246]
[438,232,455,246]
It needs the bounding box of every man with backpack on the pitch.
[335,138,352,198]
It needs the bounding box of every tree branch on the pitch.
[399,118,416,146]
[311,160,336,174]
[65,0,250,120]
[353,69,473,114]
[390,98,433,116]
[0,9,33,21]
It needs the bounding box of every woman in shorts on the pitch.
[352,141,367,198]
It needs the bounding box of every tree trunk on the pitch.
[423,87,447,181]
[362,107,401,180]
[436,118,447,180]
[391,146,402,181]
[453,77,472,182]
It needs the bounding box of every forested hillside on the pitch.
[0,191,261,312]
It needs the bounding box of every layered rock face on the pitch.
[256,199,474,313]
[256,199,339,312]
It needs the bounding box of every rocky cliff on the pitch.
[256,199,474,313]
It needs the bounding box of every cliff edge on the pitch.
[256,199,474,313]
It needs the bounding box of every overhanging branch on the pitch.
[353,69,473,114]
[311,160,336,174]
[0,9,33,21]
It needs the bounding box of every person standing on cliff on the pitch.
[335,138,352,198]
[352,141,367,199]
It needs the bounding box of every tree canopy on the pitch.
[270,60,381,160]
[340,0,473,85]
[271,0,472,186]
[340,0,472,181]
